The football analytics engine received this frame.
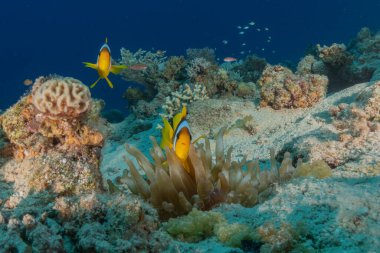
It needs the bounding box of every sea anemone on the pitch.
[118,128,298,219]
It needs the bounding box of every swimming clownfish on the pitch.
[83,38,128,88]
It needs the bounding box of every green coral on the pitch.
[164,209,226,242]
[164,209,261,249]
[215,223,257,248]
[293,160,332,179]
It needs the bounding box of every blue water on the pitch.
[1,0,379,112]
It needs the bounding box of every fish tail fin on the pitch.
[83,62,98,70]
[110,65,128,74]
[90,77,101,88]
[105,76,114,88]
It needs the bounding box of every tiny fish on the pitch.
[244,26,249,30]
[240,51,245,55]
[261,48,265,51]
[256,28,261,32]
[267,40,271,43]
[223,57,237,62]
[242,43,246,46]
[23,79,33,86]
[239,31,245,35]
[249,22,255,26]
[222,40,228,44]
[237,26,242,29]
[130,64,148,71]
[265,27,269,31]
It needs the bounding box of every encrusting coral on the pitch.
[164,208,226,242]
[316,43,353,68]
[258,65,328,109]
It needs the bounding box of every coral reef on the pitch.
[119,47,256,118]
[256,222,307,253]
[316,43,353,68]
[186,47,216,63]
[0,192,169,252]
[2,148,103,196]
[119,48,167,98]
[161,56,187,81]
[258,65,328,109]
[0,76,104,158]
[164,209,226,242]
[161,83,208,118]
[231,55,267,83]
[235,82,257,99]
[289,81,380,168]
[297,27,380,92]
[0,76,105,194]
[165,208,258,249]
[293,160,332,179]
[215,222,257,248]
[186,57,214,82]
[348,27,380,81]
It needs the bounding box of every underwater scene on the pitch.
[1,0,380,252]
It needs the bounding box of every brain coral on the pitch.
[31,76,91,118]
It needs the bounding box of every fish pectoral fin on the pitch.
[83,62,98,70]
[110,65,128,74]
[105,76,114,88]
[90,77,101,88]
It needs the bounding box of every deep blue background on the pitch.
[1,0,379,112]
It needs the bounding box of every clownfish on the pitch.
[161,106,191,162]
[83,38,128,88]
[160,106,204,173]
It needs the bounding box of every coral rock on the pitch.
[258,65,328,109]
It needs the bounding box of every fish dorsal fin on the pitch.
[173,106,187,132]
[105,37,108,44]
[160,117,174,149]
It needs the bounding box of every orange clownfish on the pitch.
[160,106,204,173]
[161,106,191,162]
[83,38,128,88]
